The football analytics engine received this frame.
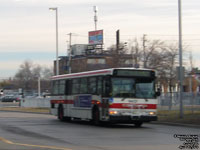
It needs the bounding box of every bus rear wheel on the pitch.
[58,105,71,121]
[58,105,64,121]
[58,105,71,122]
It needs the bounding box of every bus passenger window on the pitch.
[97,77,102,95]
[53,81,59,95]
[59,80,65,95]
[88,77,97,94]
[72,79,80,94]
[65,80,71,95]
[80,78,88,94]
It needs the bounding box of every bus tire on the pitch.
[134,121,143,127]
[58,105,65,121]
[92,107,100,125]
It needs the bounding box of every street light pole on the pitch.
[49,7,59,75]
[68,33,72,74]
[38,76,41,97]
[178,0,184,118]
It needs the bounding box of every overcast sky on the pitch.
[0,0,200,78]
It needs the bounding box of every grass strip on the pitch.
[158,110,200,125]
[0,107,50,114]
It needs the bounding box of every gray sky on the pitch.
[0,0,200,78]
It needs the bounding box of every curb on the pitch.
[151,121,200,128]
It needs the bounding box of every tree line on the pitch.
[0,60,53,94]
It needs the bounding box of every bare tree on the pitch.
[15,60,34,90]
[129,38,168,70]
[14,60,53,93]
[42,67,54,79]
[129,38,142,68]
[128,37,179,96]
[107,42,128,68]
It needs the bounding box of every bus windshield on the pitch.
[111,77,155,99]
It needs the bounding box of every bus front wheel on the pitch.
[134,121,143,127]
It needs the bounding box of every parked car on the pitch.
[1,95,20,102]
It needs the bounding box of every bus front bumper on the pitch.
[109,115,157,123]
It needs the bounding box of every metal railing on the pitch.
[158,92,200,111]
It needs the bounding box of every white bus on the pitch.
[50,68,160,127]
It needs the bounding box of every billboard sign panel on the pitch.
[88,30,103,45]
[74,95,92,107]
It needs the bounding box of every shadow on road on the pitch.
[51,118,151,129]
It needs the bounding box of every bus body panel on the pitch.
[51,95,102,120]
[50,96,157,122]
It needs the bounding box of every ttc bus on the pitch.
[50,68,160,127]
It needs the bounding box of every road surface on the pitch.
[0,111,199,150]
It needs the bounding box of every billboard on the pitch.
[88,30,103,45]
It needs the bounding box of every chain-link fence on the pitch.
[158,92,200,111]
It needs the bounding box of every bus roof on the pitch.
[51,68,154,80]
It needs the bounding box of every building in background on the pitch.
[54,52,133,75]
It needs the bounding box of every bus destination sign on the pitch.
[115,70,154,77]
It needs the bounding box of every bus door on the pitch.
[101,76,111,120]
[101,98,109,119]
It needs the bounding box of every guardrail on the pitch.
[20,97,51,108]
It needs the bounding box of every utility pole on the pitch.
[115,29,120,68]
[116,30,120,54]
[189,52,194,114]
[38,76,41,97]
[178,0,184,118]
[143,34,147,68]
[67,33,72,74]
[135,41,139,68]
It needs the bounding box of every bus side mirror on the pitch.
[156,91,161,97]
[156,88,161,97]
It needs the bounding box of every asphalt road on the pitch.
[0,111,199,150]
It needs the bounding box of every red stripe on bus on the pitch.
[51,100,101,105]
[109,103,157,109]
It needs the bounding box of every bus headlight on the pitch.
[109,110,118,115]
[149,112,156,115]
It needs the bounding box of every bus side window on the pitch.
[80,78,88,94]
[65,80,71,95]
[59,80,65,95]
[72,79,80,95]
[53,80,59,95]
[88,77,97,94]
[97,77,102,95]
